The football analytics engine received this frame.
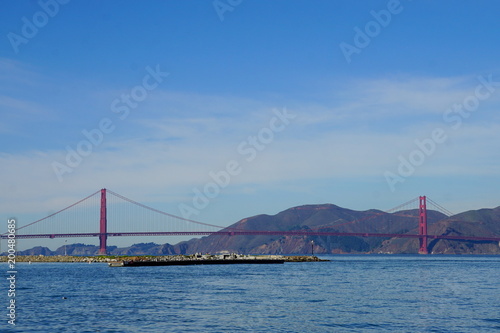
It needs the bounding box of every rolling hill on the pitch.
[173,204,449,254]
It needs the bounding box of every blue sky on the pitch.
[1,0,500,249]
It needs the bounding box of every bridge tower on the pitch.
[418,196,428,254]
[99,188,107,255]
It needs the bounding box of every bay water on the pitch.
[4,255,500,332]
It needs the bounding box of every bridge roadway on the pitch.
[2,231,500,242]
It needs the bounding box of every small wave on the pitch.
[321,322,383,329]
[306,299,326,303]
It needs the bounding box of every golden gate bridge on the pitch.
[2,189,500,255]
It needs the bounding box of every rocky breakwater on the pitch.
[284,256,330,262]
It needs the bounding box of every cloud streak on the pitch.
[1,62,499,229]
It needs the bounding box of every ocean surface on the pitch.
[4,255,500,332]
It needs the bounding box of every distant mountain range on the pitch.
[10,204,500,256]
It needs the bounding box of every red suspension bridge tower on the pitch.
[99,188,107,255]
[418,196,428,254]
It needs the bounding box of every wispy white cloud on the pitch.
[353,76,470,112]
[2,118,499,214]
[0,58,43,87]
[316,75,493,123]
[1,68,500,228]
[0,95,51,116]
